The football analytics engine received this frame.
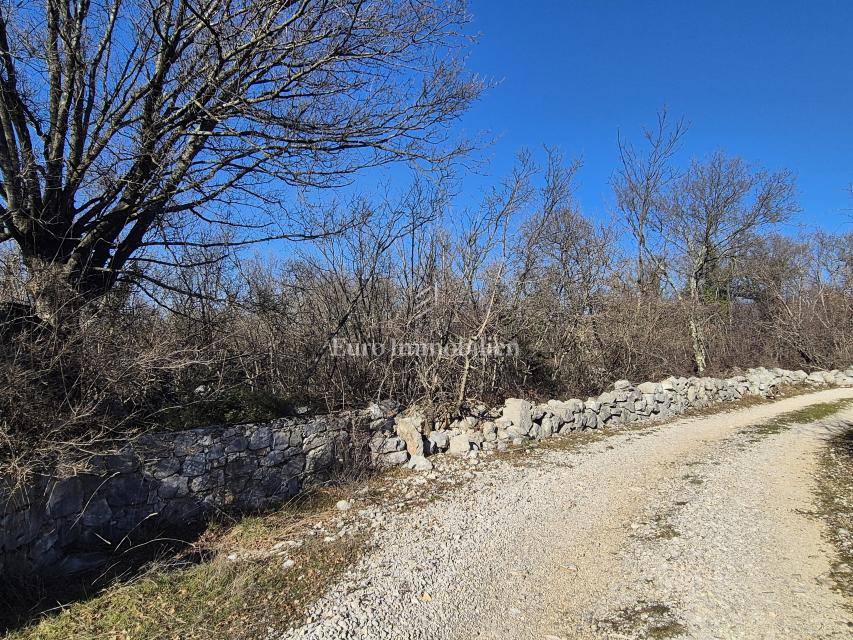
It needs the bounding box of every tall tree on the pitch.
[657,153,798,373]
[613,109,686,293]
[0,0,480,324]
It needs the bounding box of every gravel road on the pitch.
[281,388,853,640]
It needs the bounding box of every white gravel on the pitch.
[279,388,853,640]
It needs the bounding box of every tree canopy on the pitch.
[0,0,480,320]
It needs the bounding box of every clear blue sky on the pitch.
[457,0,853,232]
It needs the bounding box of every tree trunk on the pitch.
[19,256,94,329]
[687,314,708,375]
[636,221,647,293]
[456,348,472,410]
[687,273,708,374]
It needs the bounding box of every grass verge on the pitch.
[814,411,853,605]
[742,398,853,441]
[4,488,367,640]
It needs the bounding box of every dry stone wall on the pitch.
[0,414,357,577]
[374,367,853,468]
[2,366,851,577]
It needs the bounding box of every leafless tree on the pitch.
[613,109,687,293]
[655,153,798,373]
[0,0,481,324]
[743,231,852,368]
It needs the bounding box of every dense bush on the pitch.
[0,154,850,474]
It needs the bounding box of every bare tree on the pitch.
[613,109,687,293]
[656,153,798,373]
[0,0,481,324]
[743,231,852,368]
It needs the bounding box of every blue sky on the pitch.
[454,0,853,232]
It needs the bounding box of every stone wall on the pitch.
[2,366,852,577]
[370,367,853,469]
[0,414,360,577]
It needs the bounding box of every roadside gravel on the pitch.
[279,387,853,640]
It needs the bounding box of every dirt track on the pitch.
[283,388,853,640]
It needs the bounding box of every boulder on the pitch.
[427,430,450,453]
[371,434,405,455]
[448,434,472,456]
[506,424,528,439]
[461,416,479,430]
[540,415,555,438]
[467,430,485,447]
[598,391,617,405]
[637,381,661,394]
[374,450,409,468]
[482,421,498,441]
[407,455,433,472]
[546,401,574,423]
[395,415,425,457]
[502,398,532,434]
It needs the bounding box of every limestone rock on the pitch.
[407,455,433,472]
[637,381,661,394]
[448,434,471,456]
[371,434,405,455]
[428,430,450,452]
[374,450,409,468]
[395,416,425,457]
[502,398,532,434]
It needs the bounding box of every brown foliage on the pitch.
[0,150,850,474]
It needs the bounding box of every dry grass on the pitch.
[595,601,687,639]
[3,453,457,640]
[5,487,367,640]
[814,415,853,606]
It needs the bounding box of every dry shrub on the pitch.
[0,164,851,477]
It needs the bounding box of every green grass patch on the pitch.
[745,398,853,439]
